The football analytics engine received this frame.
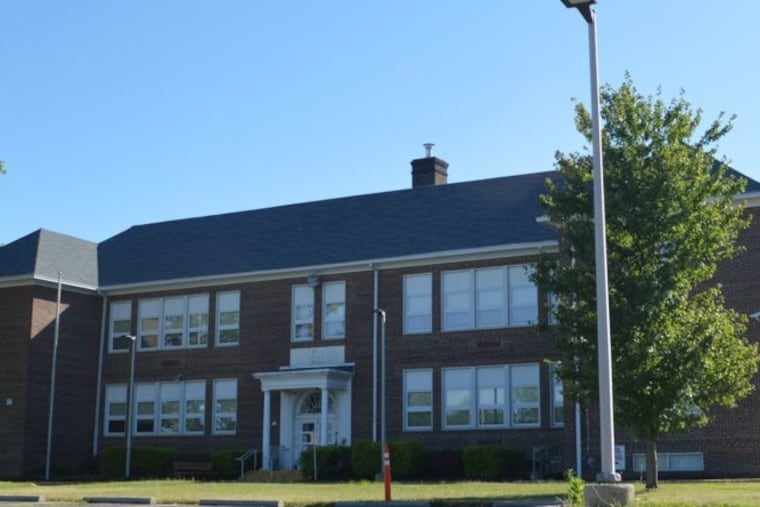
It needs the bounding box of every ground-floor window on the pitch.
[104,378,220,437]
[105,384,127,435]
[213,378,238,435]
[441,363,540,430]
[403,369,433,431]
[632,452,704,472]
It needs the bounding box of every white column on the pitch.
[262,389,271,469]
[320,388,329,445]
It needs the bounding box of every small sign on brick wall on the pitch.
[290,346,345,367]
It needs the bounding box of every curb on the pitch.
[83,497,156,504]
[334,503,430,507]
[0,496,45,503]
[199,501,283,507]
[494,500,563,507]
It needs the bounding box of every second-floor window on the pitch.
[138,295,209,350]
[109,301,132,352]
[323,281,346,339]
[292,286,314,341]
[216,291,240,346]
[292,281,346,341]
[442,265,538,331]
[404,273,432,334]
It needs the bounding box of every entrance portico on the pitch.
[254,366,353,470]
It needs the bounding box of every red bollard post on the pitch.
[383,444,392,501]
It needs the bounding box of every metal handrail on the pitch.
[235,448,259,479]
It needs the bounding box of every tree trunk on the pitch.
[645,438,659,489]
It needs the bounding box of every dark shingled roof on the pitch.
[98,171,560,287]
[0,229,98,287]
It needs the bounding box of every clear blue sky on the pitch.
[1,1,758,244]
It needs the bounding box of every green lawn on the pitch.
[2,479,760,506]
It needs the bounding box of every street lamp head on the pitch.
[561,0,596,23]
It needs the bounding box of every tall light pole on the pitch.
[560,0,619,483]
[125,334,137,479]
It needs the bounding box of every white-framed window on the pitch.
[404,274,432,334]
[403,369,433,431]
[108,380,207,437]
[216,291,240,346]
[105,384,127,435]
[135,384,157,434]
[511,364,540,426]
[213,378,238,435]
[442,271,474,330]
[323,281,346,339]
[508,266,538,326]
[443,368,474,428]
[547,292,559,326]
[159,383,181,433]
[163,297,185,348]
[138,299,161,350]
[476,268,506,328]
[184,381,206,434]
[550,363,564,427]
[442,363,540,430]
[159,380,206,434]
[632,452,704,472]
[442,265,538,331]
[109,301,132,352]
[477,366,506,426]
[137,295,210,350]
[188,295,210,347]
[292,286,314,341]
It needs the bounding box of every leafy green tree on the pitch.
[534,77,759,489]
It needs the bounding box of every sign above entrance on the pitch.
[290,346,345,367]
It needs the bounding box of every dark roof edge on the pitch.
[99,240,560,295]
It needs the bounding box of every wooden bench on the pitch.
[173,460,214,479]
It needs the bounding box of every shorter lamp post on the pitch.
[374,308,391,501]
[125,334,137,479]
[373,309,387,466]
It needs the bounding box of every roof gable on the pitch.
[0,229,98,288]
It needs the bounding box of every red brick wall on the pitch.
[97,256,566,472]
[0,286,33,478]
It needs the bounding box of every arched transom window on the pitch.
[299,391,336,414]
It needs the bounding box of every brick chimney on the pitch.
[411,143,448,187]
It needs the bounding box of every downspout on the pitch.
[372,266,378,442]
[92,292,108,457]
[575,402,582,476]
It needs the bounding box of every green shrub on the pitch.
[211,449,247,480]
[389,440,424,480]
[351,440,381,480]
[565,469,585,506]
[100,446,176,479]
[463,444,526,481]
[421,449,464,480]
[503,448,528,479]
[100,447,126,479]
[299,445,352,481]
